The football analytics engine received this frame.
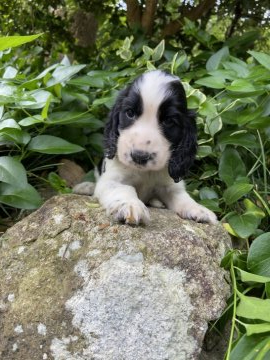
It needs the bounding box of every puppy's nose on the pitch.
[131,150,151,165]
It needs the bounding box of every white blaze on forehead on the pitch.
[136,71,178,116]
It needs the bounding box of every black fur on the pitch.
[104,85,143,158]
[158,80,197,182]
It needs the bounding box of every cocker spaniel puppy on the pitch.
[74,70,217,225]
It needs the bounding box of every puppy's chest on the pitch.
[132,173,168,202]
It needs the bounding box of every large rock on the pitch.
[0,195,231,360]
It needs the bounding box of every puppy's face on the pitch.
[104,70,197,181]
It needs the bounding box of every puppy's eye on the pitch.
[164,117,178,127]
[126,109,136,119]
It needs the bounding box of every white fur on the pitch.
[74,70,217,225]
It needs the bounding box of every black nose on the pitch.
[131,150,151,165]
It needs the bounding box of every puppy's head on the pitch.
[104,70,197,182]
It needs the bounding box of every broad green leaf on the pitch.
[0,128,31,145]
[27,135,84,154]
[143,45,153,58]
[195,76,225,89]
[248,51,270,71]
[0,182,42,209]
[0,156,27,186]
[46,64,86,87]
[248,233,270,277]
[0,119,20,130]
[218,132,259,148]
[226,80,264,96]
[197,145,212,158]
[3,66,18,79]
[199,187,218,200]
[17,90,52,109]
[152,40,165,61]
[230,334,270,360]
[199,199,221,212]
[19,115,44,127]
[206,47,229,71]
[48,111,104,129]
[68,75,104,88]
[228,213,259,238]
[222,61,249,78]
[223,183,253,205]
[237,291,270,322]
[227,79,256,92]
[242,323,270,337]
[0,34,43,51]
[219,148,246,187]
[146,61,156,71]
[243,199,265,219]
[235,267,270,284]
[204,115,222,136]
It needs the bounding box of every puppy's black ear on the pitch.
[168,110,197,183]
[104,88,128,159]
[104,102,120,159]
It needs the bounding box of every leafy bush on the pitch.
[0,34,270,358]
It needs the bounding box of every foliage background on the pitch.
[0,1,270,359]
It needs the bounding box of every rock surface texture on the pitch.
[0,195,231,360]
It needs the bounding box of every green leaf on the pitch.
[248,51,270,71]
[195,76,225,89]
[204,115,222,136]
[46,64,86,87]
[17,90,52,109]
[206,46,229,71]
[0,34,43,51]
[242,323,270,337]
[235,267,270,284]
[223,183,253,205]
[218,132,259,148]
[219,148,246,187]
[48,112,104,129]
[0,182,42,209]
[41,94,53,120]
[222,61,249,78]
[197,145,212,158]
[0,156,27,186]
[230,334,270,360]
[243,199,265,220]
[68,75,104,88]
[27,135,84,154]
[152,40,165,61]
[247,233,270,277]
[0,128,31,145]
[19,115,44,127]
[228,213,259,238]
[236,291,270,322]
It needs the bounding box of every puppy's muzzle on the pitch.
[131,150,155,166]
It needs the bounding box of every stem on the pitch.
[257,130,268,196]
[253,189,270,217]
[225,262,238,360]
[256,340,270,360]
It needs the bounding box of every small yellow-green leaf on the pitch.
[0,34,43,51]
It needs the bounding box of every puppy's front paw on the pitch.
[108,199,150,225]
[177,204,217,224]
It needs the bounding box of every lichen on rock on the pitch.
[0,194,231,360]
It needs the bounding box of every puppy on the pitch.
[74,70,217,225]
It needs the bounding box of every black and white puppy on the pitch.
[74,70,217,225]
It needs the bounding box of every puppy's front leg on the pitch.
[158,182,217,224]
[95,179,150,225]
